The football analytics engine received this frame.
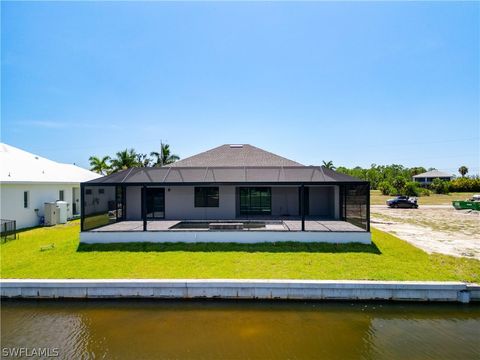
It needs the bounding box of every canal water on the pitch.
[1,300,479,359]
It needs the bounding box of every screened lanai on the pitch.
[80,166,370,235]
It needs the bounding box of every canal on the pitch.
[1,300,479,359]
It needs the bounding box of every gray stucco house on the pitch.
[80,145,370,243]
[413,170,453,185]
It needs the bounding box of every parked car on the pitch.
[386,196,418,209]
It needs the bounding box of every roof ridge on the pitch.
[167,144,303,168]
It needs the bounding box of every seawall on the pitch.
[2,280,479,303]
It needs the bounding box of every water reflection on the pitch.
[2,301,479,359]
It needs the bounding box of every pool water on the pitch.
[170,221,269,230]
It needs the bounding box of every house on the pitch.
[80,144,370,244]
[412,170,453,185]
[0,143,100,229]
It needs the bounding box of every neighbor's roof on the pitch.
[0,143,100,184]
[85,166,364,185]
[412,170,453,178]
[167,144,304,167]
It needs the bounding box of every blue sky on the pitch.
[2,1,479,174]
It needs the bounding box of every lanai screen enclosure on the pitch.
[80,167,370,244]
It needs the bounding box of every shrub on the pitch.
[418,187,431,196]
[449,177,480,192]
[403,181,419,197]
[378,181,392,195]
[432,178,450,194]
[392,177,407,191]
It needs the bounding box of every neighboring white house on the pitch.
[412,170,453,185]
[0,143,100,229]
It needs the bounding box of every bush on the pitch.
[392,177,407,192]
[378,181,393,195]
[378,181,400,196]
[403,181,419,197]
[418,187,431,196]
[449,177,480,192]
[432,178,450,194]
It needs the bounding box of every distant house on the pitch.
[0,143,100,229]
[80,144,371,244]
[412,170,453,185]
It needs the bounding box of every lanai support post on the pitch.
[300,184,305,231]
[80,183,85,232]
[142,185,147,231]
[366,183,371,232]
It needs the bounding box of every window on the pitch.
[99,188,105,194]
[23,191,29,208]
[85,189,92,195]
[59,190,64,201]
[195,187,219,207]
[239,187,271,215]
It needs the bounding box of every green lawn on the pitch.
[370,190,476,205]
[1,220,479,282]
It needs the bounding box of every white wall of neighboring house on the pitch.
[0,183,82,229]
[0,143,100,229]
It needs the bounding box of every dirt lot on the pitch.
[371,205,480,259]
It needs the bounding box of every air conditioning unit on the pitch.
[56,201,68,224]
[44,202,58,226]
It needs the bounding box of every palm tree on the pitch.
[110,148,139,172]
[88,155,111,175]
[322,160,335,170]
[150,142,180,167]
[136,153,152,167]
[458,166,468,177]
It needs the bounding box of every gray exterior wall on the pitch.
[309,186,336,218]
[165,186,236,220]
[272,187,299,216]
[126,186,142,220]
[124,185,339,220]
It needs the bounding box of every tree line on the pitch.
[322,161,479,195]
[88,142,179,175]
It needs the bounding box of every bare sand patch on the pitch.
[371,206,480,259]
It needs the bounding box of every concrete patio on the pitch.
[91,219,364,232]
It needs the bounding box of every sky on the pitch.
[1,1,479,175]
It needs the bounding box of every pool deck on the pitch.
[91,220,363,232]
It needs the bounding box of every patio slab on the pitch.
[91,220,363,232]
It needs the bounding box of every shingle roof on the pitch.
[0,143,100,184]
[86,166,365,184]
[412,170,453,178]
[167,144,303,167]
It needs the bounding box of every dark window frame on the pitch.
[194,187,219,208]
[59,190,64,201]
[98,188,105,194]
[85,189,92,195]
[23,191,29,208]
[239,187,272,215]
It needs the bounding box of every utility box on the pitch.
[44,202,59,226]
[56,201,68,224]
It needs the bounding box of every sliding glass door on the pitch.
[239,187,272,215]
[146,188,165,219]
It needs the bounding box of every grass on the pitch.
[1,220,479,282]
[370,190,476,205]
